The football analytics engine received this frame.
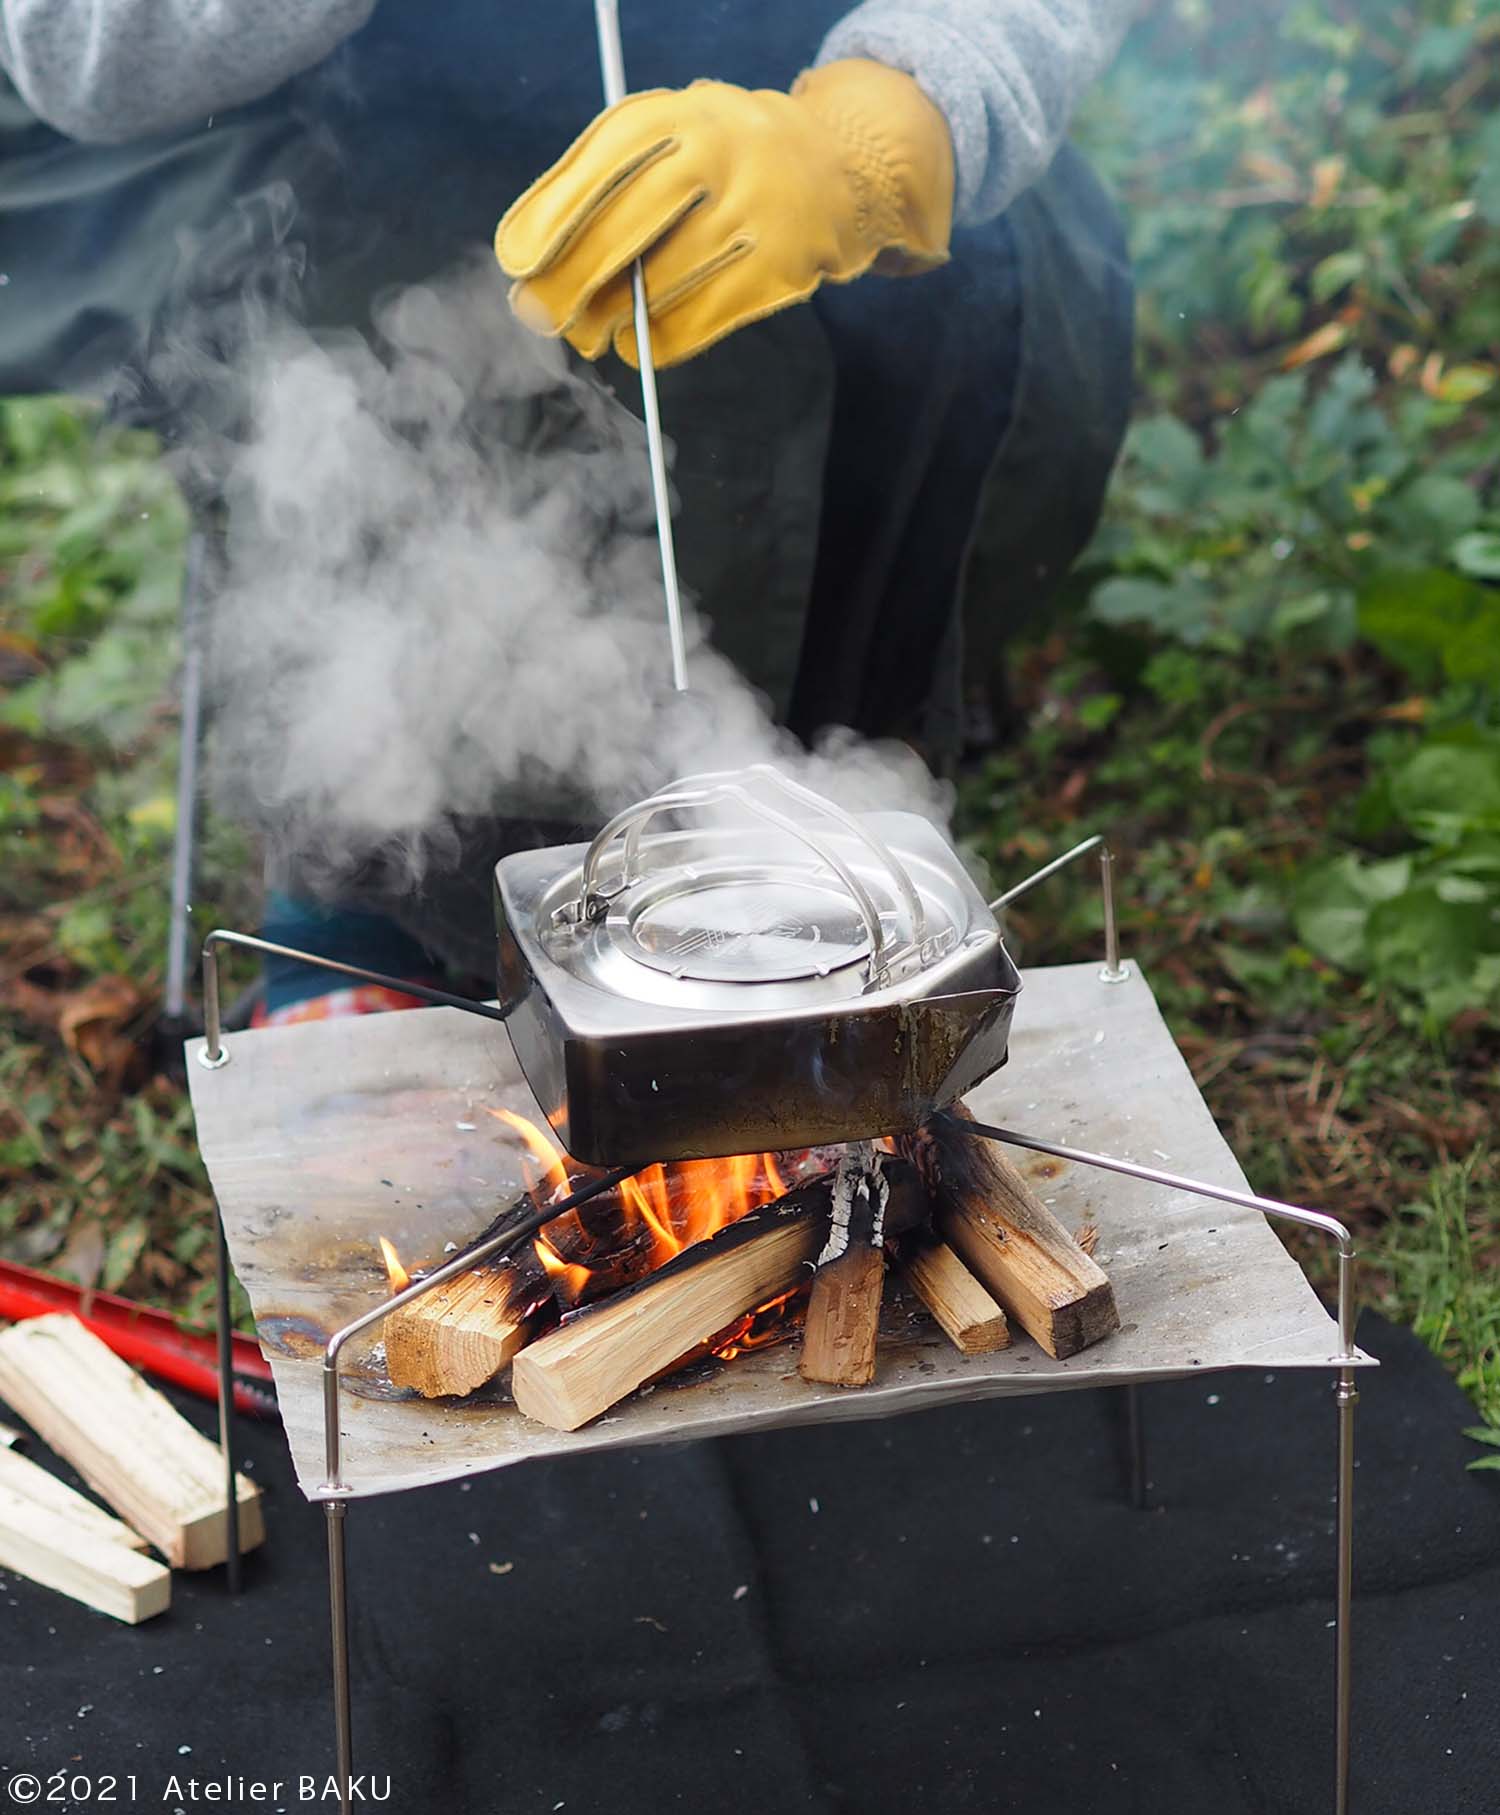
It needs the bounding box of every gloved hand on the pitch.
[495,59,954,369]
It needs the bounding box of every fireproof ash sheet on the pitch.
[187,961,1370,1499]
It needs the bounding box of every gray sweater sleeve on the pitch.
[819,0,1136,222]
[0,0,376,143]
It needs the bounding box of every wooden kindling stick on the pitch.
[383,1162,740,1399]
[0,1445,169,1624]
[384,1243,546,1400]
[797,1147,927,1387]
[0,1314,263,1569]
[799,1145,887,1388]
[900,1108,1118,1360]
[383,1187,554,1399]
[900,1239,1011,1355]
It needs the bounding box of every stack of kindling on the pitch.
[383,1110,1119,1433]
[0,1314,264,1622]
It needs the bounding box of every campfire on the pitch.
[377,1107,1118,1430]
[363,763,1095,1430]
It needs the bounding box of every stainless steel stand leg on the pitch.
[326,1500,353,1815]
[1098,846,1129,983]
[215,1204,241,1595]
[1335,1364,1357,1815]
[304,1162,635,1814]
[164,531,210,1025]
[943,1113,1360,1811]
[1125,1382,1148,1510]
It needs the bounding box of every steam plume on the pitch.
[200,256,953,952]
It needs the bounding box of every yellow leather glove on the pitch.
[495,59,954,369]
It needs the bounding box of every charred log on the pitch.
[799,1145,889,1388]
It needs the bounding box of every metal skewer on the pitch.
[593,0,689,692]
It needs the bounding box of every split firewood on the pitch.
[1075,1222,1100,1257]
[385,1150,824,1399]
[800,1146,889,1388]
[512,1176,833,1432]
[0,1314,264,1569]
[0,1483,170,1623]
[0,1445,166,1623]
[900,1240,1011,1355]
[381,1168,716,1399]
[901,1113,1118,1360]
[0,1444,151,1551]
[385,1244,546,1400]
[381,1178,623,1400]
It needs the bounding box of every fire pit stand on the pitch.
[188,848,1364,1815]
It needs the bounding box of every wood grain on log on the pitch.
[901,1240,1011,1355]
[799,1148,888,1388]
[905,1117,1118,1360]
[384,1253,542,1399]
[0,1484,170,1623]
[0,1314,263,1568]
[0,1444,151,1551]
[512,1178,832,1432]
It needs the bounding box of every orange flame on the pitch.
[486,1107,802,1320]
[710,1287,807,1361]
[531,1231,592,1305]
[618,1149,793,1271]
[377,1235,411,1294]
[487,1106,571,1201]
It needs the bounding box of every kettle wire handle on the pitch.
[562,776,901,988]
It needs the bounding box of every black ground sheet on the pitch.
[2,1314,1496,1814]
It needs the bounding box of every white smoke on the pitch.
[203,256,953,929]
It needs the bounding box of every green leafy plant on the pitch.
[1294,724,1500,1021]
[1087,357,1499,665]
[1078,0,1500,409]
[0,395,189,750]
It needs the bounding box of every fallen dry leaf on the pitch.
[1239,148,1298,189]
[1378,697,1428,723]
[52,1215,106,1291]
[1282,319,1350,370]
[3,973,148,1088]
[1308,155,1345,208]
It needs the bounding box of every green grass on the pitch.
[1375,1154,1500,1462]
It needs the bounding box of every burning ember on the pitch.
[708,1287,807,1361]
